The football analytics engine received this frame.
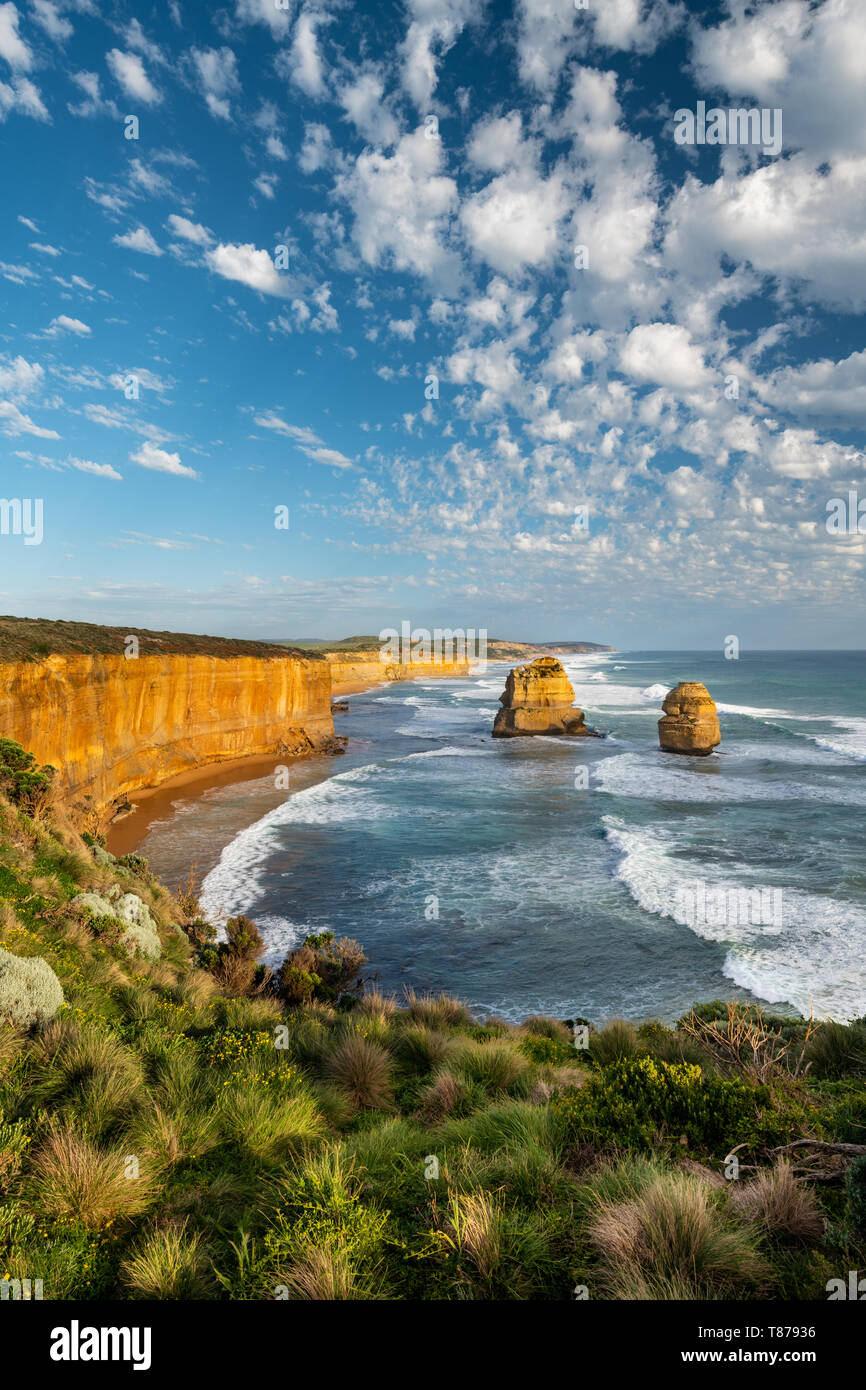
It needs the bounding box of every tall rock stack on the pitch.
[658,682,721,755]
[492,657,593,738]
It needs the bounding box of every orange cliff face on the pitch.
[0,651,336,821]
[326,649,472,694]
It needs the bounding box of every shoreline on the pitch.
[105,666,491,857]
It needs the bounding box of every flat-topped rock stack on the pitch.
[492,656,594,738]
[658,681,721,755]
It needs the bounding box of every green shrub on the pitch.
[0,947,64,1027]
[805,1021,866,1079]
[552,1056,766,1156]
[518,1033,577,1066]
[275,932,366,1008]
[589,1018,639,1065]
[0,739,55,815]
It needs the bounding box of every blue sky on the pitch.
[0,0,863,649]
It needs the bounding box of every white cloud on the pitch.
[286,7,329,98]
[0,3,32,68]
[253,171,277,199]
[130,441,198,479]
[254,413,352,466]
[47,314,91,335]
[0,354,43,395]
[205,241,289,297]
[113,226,163,256]
[336,128,460,288]
[663,154,866,313]
[755,349,866,427]
[399,0,478,109]
[165,213,213,246]
[338,69,399,147]
[620,323,711,392]
[190,46,240,120]
[234,0,292,38]
[31,0,72,42]
[461,165,566,275]
[69,456,122,480]
[0,74,49,120]
[106,49,161,105]
[298,120,333,173]
[0,402,59,437]
[68,69,118,118]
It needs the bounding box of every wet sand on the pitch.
[105,752,296,857]
[106,670,480,857]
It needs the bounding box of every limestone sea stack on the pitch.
[658,682,721,756]
[492,656,593,738]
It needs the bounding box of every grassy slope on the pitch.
[0,790,864,1300]
[0,616,321,663]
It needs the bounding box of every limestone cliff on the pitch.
[658,682,721,755]
[492,657,593,738]
[326,650,472,694]
[0,649,336,821]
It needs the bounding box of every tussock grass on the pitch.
[29,1125,154,1226]
[326,1033,393,1110]
[589,1018,639,1065]
[586,1163,769,1299]
[121,1220,215,1299]
[219,1088,327,1160]
[449,1039,529,1095]
[731,1161,825,1241]
[392,1024,453,1073]
[404,989,473,1029]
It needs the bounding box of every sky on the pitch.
[0,0,863,650]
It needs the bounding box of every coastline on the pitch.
[105,667,487,857]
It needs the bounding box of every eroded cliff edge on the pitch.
[0,619,337,822]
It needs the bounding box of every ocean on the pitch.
[136,651,866,1024]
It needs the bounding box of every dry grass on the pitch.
[680,1000,817,1083]
[521,1015,572,1044]
[279,1247,359,1300]
[587,1166,769,1299]
[443,1191,504,1280]
[450,1039,528,1094]
[356,989,397,1021]
[120,1219,214,1298]
[393,1024,453,1072]
[417,1068,470,1120]
[404,989,473,1028]
[590,1018,639,1064]
[730,1162,825,1240]
[29,1125,154,1226]
[326,1033,393,1110]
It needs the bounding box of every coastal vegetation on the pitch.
[0,740,864,1301]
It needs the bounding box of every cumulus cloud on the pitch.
[47,314,91,335]
[335,128,460,288]
[205,242,289,297]
[69,456,122,480]
[0,3,32,68]
[165,213,213,246]
[620,323,711,392]
[106,49,161,105]
[190,46,240,120]
[113,226,163,256]
[130,441,198,478]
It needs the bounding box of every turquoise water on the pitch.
[141,651,866,1024]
